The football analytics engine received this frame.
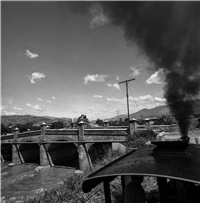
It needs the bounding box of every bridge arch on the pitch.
[47,140,79,168]
[1,144,12,161]
[19,141,40,164]
[88,143,112,164]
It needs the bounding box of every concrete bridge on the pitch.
[2,118,192,171]
[1,122,129,171]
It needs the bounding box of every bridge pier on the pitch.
[78,121,92,172]
[12,144,24,164]
[78,144,91,172]
[39,144,50,166]
[11,128,24,165]
[40,123,51,166]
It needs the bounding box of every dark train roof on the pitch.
[82,141,200,193]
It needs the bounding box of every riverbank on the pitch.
[1,163,75,203]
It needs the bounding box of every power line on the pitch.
[2,19,114,72]
[2,37,99,70]
[128,86,144,120]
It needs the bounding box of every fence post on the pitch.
[144,118,151,130]
[13,127,19,142]
[104,120,109,128]
[129,118,137,139]
[40,122,49,166]
[78,121,90,172]
[41,122,46,140]
[78,121,85,140]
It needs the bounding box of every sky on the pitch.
[1,1,166,121]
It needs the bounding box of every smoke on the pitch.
[65,2,200,136]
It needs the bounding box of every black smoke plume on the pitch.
[66,2,200,136]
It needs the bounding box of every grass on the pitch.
[12,130,157,203]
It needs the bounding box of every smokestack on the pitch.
[65,2,200,139]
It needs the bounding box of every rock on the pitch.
[8,163,15,167]
[35,165,50,171]
[75,170,83,174]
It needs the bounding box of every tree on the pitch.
[1,124,8,135]
[153,115,173,125]
[96,118,104,126]
[76,114,90,126]
[50,121,64,129]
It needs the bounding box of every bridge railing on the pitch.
[45,129,78,136]
[1,123,129,143]
[17,130,41,138]
[1,119,179,142]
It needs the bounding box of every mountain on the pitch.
[1,115,72,126]
[108,99,200,121]
[109,105,169,121]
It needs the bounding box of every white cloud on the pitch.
[3,111,16,115]
[94,95,103,98]
[14,107,23,110]
[34,105,42,111]
[113,83,120,90]
[146,68,164,84]
[28,72,46,84]
[0,105,7,111]
[84,74,108,84]
[154,97,166,102]
[25,50,39,59]
[107,83,121,90]
[106,95,166,107]
[89,4,109,28]
[116,76,120,81]
[26,103,43,111]
[37,98,43,101]
[107,97,126,104]
[129,95,166,105]
[130,66,141,77]
[132,95,154,102]
[52,96,56,100]
[47,100,52,103]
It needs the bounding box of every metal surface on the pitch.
[82,142,200,193]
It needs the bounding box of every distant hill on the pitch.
[109,105,169,121]
[108,99,200,121]
[1,115,72,126]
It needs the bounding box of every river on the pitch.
[1,161,75,202]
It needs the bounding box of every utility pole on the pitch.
[119,78,135,122]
